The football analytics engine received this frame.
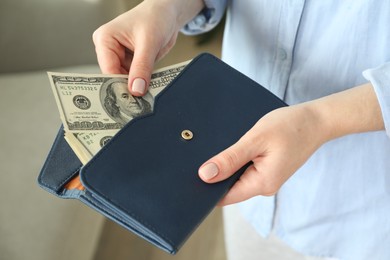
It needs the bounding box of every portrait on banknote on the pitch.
[100,78,153,125]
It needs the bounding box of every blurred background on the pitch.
[0,0,224,259]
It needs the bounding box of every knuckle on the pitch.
[220,149,240,172]
[132,59,153,78]
[136,59,152,71]
[165,34,178,50]
[92,25,110,44]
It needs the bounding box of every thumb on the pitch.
[198,137,254,183]
[128,43,157,96]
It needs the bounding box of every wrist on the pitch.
[289,103,331,149]
[301,83,384,143]
[176,0,205,27]
[298,101,338,146]
[144,0,204,29]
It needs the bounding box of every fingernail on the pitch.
[132,78,146,94]
[199,163,219,180]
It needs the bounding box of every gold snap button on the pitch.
[181,130,193,140]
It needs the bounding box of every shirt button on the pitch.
[278,48,288,60]
[194,15,206,26]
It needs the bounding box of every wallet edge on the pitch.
[37,125,82,196]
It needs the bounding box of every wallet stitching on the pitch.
[40,153,81,192]
[80,192,177,253]
[80,194,129,227]
[84,183,177,247]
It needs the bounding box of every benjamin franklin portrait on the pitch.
[100,78,153,125]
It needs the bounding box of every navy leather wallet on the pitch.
[38,53,287,254]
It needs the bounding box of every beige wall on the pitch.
[0,0,125,73]
[0,0,223,73]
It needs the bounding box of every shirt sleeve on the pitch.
[363,62,390,138]
[180,0,227,35]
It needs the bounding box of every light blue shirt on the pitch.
[183,1,390,259]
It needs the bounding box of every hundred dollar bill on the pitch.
[64,132,93,165]
[49,60,189,133]
[65,130,119,164]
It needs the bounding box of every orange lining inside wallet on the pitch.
[65,175,85,191]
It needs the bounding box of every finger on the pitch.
[93,27,124,74]
[198,136,255,183]
[128,39,159,96]
[218,164,278,206]
[122,49,134,72]
[218,165,260,206]
[97,48,124,74]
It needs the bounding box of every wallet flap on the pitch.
[80,53,287,253]
[38,126,82,196]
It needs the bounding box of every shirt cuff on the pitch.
[180,0,227,35]
[363,62,390,138]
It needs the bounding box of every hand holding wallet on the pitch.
[38,53,287,254]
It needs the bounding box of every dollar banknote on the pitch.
[64,130,119,164]
[49,61,190,164]
[49,61,189,133]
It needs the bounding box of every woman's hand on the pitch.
[199,84,384,206]
[199,104,325,205]
[93,0,203,96]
